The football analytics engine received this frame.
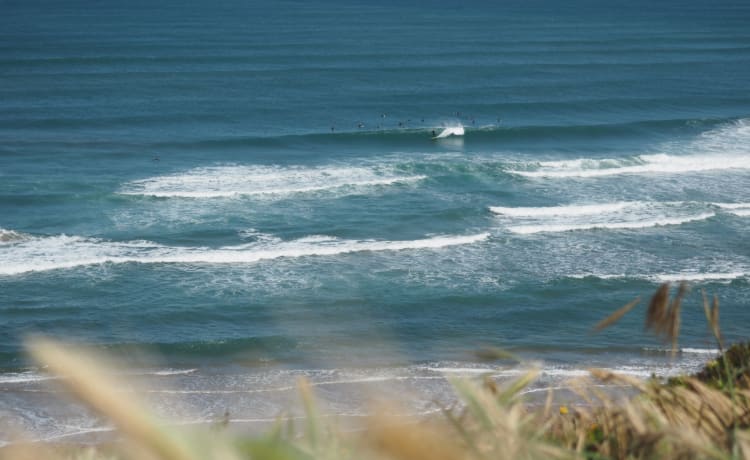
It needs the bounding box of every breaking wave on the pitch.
[713,202,750,217]
[119,164,426,198]
[0,228,28,244]
[568,271,747,283]
[510,153,750,178]
[508,119,750,178]
[490,201,715,234]
[0,230,490,276]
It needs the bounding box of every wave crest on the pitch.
[491,201,714,234]
[508,119,750,178]
[0,230,489,276]
[0,228,29,244]
[713,202,750,217]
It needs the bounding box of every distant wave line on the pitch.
[505,212,715,234]
[490,202,631,217]
[567,272,746,283]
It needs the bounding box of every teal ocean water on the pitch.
[2,0,750,442]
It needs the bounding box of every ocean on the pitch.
[1,0,749,443]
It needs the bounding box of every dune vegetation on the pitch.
[2,282,750,460]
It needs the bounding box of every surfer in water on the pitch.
[431,130,436,137]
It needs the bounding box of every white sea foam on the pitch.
[490,202,630,217]
[567,273,627,280]
[728,209,750,216]
[508,212,715,234]
[509,119,750,178]
[680,348,721,355]
[149,368,198,376]
[654,272,746,282]
[420,366,500,374]
[0,372,55,384]
[512,153,750,178]
[491,201,714,235]
[567,271,746,283]
[0,230,490,276]
[714,202,750,209]
[713,202,750,217]
[119,165,425,198]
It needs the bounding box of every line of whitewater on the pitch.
[0,232,490,276]
[509,119,750,178]
[488,199,750,234]
[511,154,750,178]
[118,165,426,199]
[121,175,427,198]
[489,202,631,217]
[506,212,716,235]
[568,271,747,283]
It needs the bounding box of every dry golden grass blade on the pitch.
[672,281,689,307]
[593,297,640,332]
[667,282,688,353]
[684,379,736,427]
[542,387,554,421]
[296,377,320,451]
[366,413,468,460]
[497,369,540,403]
[702,289,712,326]
[701,289,724,351]
[711,295,723,351]
[622,400,647,435]
[26,337,204,460]
[736,429,750,460]
[668,303,682,354]
[566,378,592,407]
[646,283,671,335]
[574,430,585,454]
[0,441,58,460]
[659,426,727,460]
[588,368,648,393]
[588,383,617,410]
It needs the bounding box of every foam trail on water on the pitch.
[120,165,426,198]
[0,231,490,276]
[491,201,714,234]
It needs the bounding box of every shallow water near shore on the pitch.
[1,0,750,443]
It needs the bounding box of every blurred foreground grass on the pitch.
[3,283,750,460]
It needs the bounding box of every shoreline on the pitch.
[0,350,712,446]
